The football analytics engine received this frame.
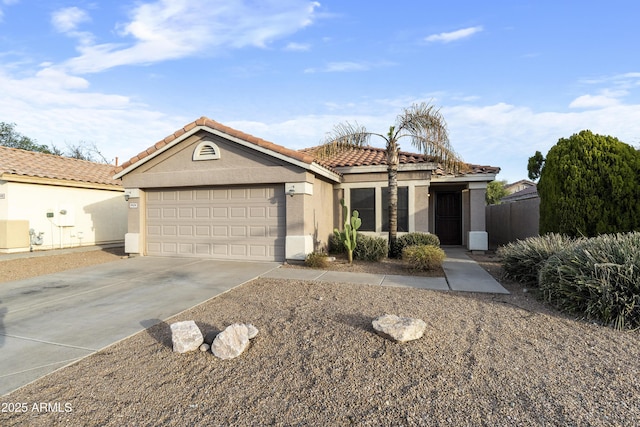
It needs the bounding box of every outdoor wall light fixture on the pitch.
[287,187,296,197]
[124,194,130,201]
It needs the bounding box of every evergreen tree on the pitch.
[538,130,640,236]
[486,180,509,204]
[0,122,52,153]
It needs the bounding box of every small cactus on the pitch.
[333,199,361,263]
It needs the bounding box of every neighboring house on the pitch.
[0,146,127,253]
[500,184,538,203]
[504,179,536,195]
[113,117,500,261]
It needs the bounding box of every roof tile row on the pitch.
[0,145,121,186]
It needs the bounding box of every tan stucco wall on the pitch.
[307,176,335,251]
[0,181,126,251]
[468,186,487,231]
[414,185,430,232]
[121,132,307,189]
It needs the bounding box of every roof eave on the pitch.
[1,173,123,191]
[334,162,440,174]
[431,172,500,182]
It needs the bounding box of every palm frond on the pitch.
[396,102,467,174]
[313,122,372,159]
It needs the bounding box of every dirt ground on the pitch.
[1,248,639,426]
[0,247,126,283]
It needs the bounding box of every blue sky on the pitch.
[1,0,639,183]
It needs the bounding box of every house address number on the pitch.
[129,202,138,209]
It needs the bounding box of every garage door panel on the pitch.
[179,208,193,218]
[178,225,193,236]
[179,243,193,254]
[162,208,177,218]
[195,226,210,236]
[212,207,227,218]
[196,244,211,255]
[213,226,227,236]
[250,226,266,237]
[146,186,284,261]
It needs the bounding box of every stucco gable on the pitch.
[113,117,338,181]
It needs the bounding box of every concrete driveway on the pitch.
[0,256,280,396]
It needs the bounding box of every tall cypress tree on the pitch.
[538,130,640,236]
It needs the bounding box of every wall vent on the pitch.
[193,141,221,161]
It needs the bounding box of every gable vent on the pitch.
[193,141,221,161]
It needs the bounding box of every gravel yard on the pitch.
[1,249,639,426]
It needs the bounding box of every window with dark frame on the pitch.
[350,188,375,231]
[382,187,409,232]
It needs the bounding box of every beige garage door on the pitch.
[146,186,285,261]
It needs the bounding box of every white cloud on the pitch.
[305,62,365,73]
[569,94,621,109]
[51,7,90,33]
[305,60,395,73]
[285,42,311,51]
[0,0,20,22]
[61,0,321,74]
[425,26,483,43]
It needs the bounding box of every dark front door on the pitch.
[435,192,462,245]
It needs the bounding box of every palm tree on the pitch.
[313,102,465,256]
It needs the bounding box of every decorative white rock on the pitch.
[170,320,204,353]
[372,314,427,343]
[247,324,259,339]
[211,323,251,360]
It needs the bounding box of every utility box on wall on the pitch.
[0,220,29,252]
[54,205,75,227]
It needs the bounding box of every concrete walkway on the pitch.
[263,247,509,294]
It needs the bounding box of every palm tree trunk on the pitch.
[388,163,398,257]
[387,135,399,257]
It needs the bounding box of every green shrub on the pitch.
[328,233,345,254]
[539,232,640,330]
[392,232,440,258]
[304,252,329,269]
[402,245,446,271]
[353,234,387,262]
[537,130,640,236]
[497,233,580,287]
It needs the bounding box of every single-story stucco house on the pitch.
[0,146,127,253]
[113,117,499,262]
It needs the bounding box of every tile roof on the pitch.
[0,146,121,187]
[299,146,436,168]
[113,116,499,178]
[113,117,316,175]
[300,146,500,175]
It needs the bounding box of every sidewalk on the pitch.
[263,247,509,294]
[1,244,509,294]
